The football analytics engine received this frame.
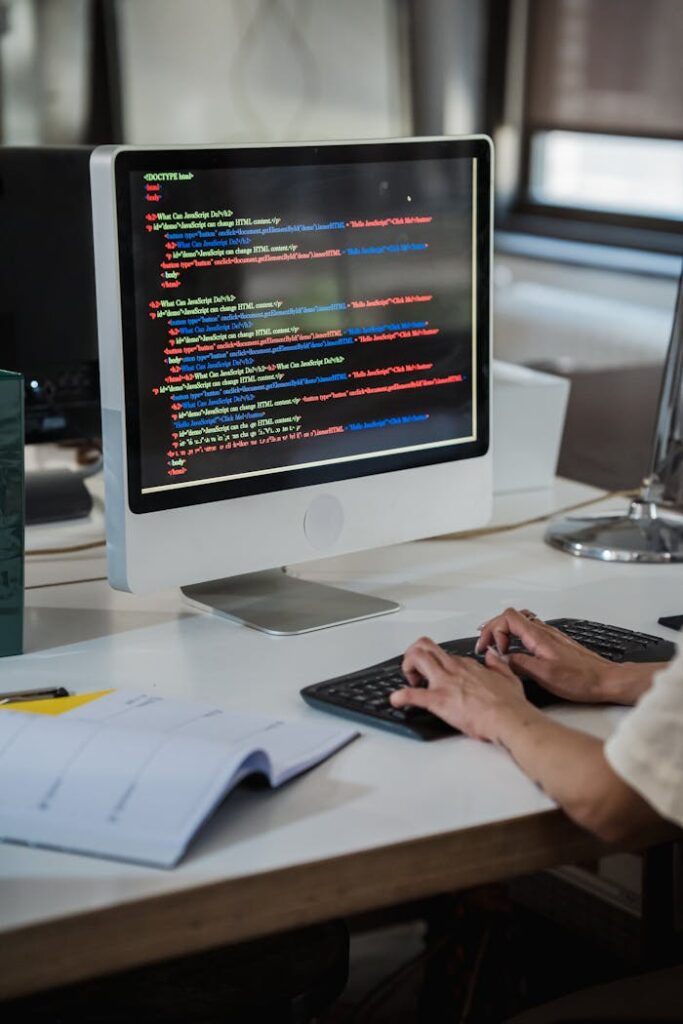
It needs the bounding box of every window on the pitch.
[492,0,683,253]
[529,132,683,221]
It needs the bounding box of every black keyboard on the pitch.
[300,619,677,741]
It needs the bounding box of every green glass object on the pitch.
[0,369,24,656]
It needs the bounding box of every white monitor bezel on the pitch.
[91,137,493,593]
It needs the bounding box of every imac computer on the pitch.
[91,137,492,633]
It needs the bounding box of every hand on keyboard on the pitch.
[476,608,641,705]
[389,636,529,742]
[300,614,674,740]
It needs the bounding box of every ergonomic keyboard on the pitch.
[300,619,677,741]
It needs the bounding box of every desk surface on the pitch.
[2,479,680,999]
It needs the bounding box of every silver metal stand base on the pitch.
[545,498,683,563]
[181,569,400,635]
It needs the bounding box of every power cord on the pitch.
[24,491,633,590]
[26,576,107,592]
[26,539,106,558]
[426,489,635,543]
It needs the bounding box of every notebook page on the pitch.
[0,691,356,866]
[65,689,357,786]
[0,710,255,866]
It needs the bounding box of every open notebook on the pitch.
[0,689,357,867]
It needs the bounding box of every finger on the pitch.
[476,612,515,654]
[401,636,434,685]
[476,621,514,655]
[390,686,440,712]
[492,623,513,655]
[402,662,425,687]
[507,651,555,685]
[477,608,547,656]
[402,646,449,687]
[480,607,540,651]
[402,637,454,682]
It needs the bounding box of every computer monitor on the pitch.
[0,147,100,445]
[0,146,100,524]
[91,137,492,633]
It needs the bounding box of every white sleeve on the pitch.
[604,648,683,829]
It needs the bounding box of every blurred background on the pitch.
[2,6,683,1019]
[1,0,682,488]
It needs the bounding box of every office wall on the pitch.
[0,0,90,143]
[3,0,675,377]
[494,255,679,370]
[118,0,408,144]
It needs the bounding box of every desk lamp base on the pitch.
[545,498,683,563]
[548,269,683,563]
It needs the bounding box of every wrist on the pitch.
[599,662,655,705]
[489,697,544,749]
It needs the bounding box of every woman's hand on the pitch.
[476,608,654,705]
[390,619,665,846]
[390,636,534,742]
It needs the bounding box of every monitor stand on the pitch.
[181,568,400,635]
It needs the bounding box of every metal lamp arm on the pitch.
[644,273,683,505]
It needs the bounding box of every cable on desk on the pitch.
[24,492,633,590]
[426,490,635,543]
[25,538,106,557]
[25,575,108,591]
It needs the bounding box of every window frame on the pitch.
[488,0,683,258]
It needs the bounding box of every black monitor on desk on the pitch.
[0,147,100,522]
[0,147,100,444]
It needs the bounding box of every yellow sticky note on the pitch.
[1,690,114,715]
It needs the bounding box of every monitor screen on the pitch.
[113,140,490,514]
[0,147,100,444]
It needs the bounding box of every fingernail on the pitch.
[487,645,510,664]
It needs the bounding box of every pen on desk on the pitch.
[0,686,70,706]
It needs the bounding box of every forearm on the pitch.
[492,703,660,842]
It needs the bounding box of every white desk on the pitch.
[1,479,680,999]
